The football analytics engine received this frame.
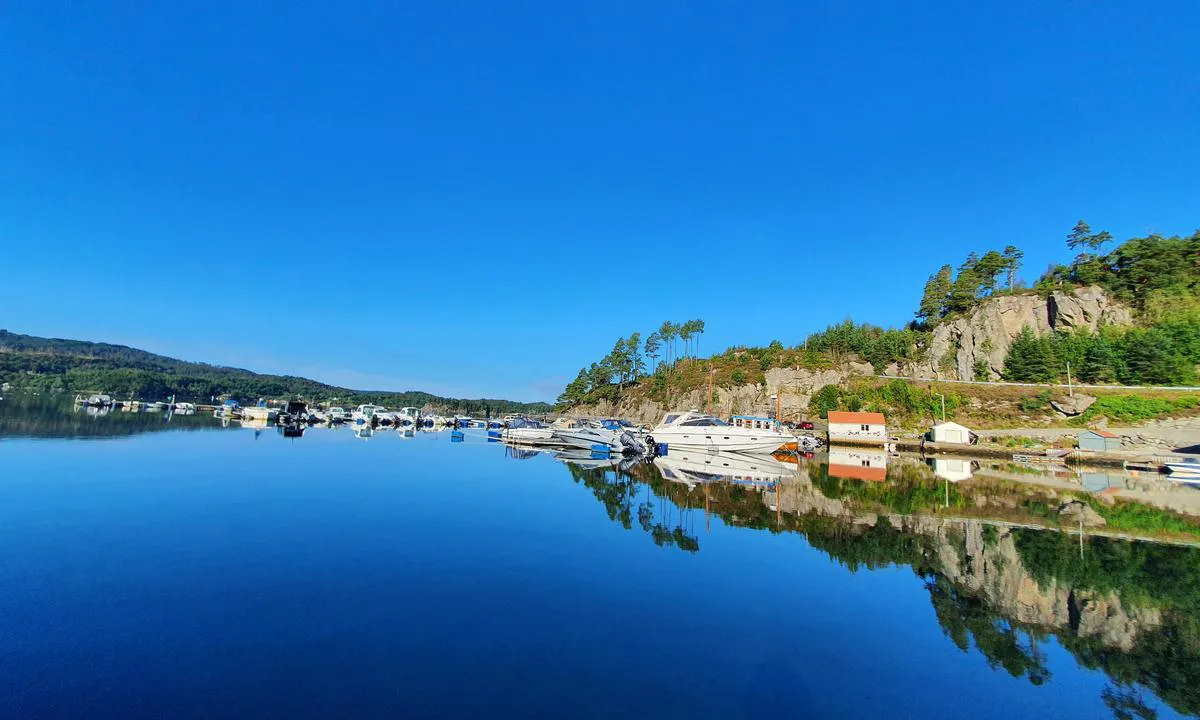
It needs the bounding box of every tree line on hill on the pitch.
[556,320,705,406]
[1003,323,1200,386]
[0,331,550,414]
[556,221,1200,407]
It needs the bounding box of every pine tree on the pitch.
[1078,335,1114,383]
[916,265,953,322]
[1067,220,1093,251]
[947,268,981,313]
[1003,327,1057,382]
[644,332,661,373]
[976,250,1007,295]
[1002,246,1024,289]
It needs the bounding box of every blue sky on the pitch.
[2,1,1198,400]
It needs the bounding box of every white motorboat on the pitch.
[173,402,197,415]
[352,404,386,425]
[502,417,558,445]
[649,410,794,454]
[556,421,646,453]
[1166,458,1200,479]
[327,407,351,423]
[555,423,618,451]
[395,407,421,425]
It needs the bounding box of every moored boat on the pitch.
[1166,458,1200,480]
[502,417,557,445]
[649,410,794,454]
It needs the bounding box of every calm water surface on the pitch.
[2,399,1198,718]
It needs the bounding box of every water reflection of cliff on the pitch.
[560,455,1200,718]
[0,395,224,439]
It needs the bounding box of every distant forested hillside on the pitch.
[0,330,550,413]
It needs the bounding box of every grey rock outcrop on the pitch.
[1057,499,1107,528]
[574,364,876,424]
[1050,394,1097,416]
[911,286,1133,381]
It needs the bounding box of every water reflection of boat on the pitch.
[653,452,791,489]
[278,424,305,438]
[828,446,888,481]
[1166,458,1200,479]
[505,445,542,460]
[353,424,374,440]
[926,457,975,483]
[555,449,617,470]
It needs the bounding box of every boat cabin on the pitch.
[731,415,778,431]
[657,411,730,428]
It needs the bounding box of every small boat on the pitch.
[396,407,421,426]
[241,406,278,422]
[173,402,197,415]
[84,394,113,407]
[454,415,473,427]
[649,410,794,454]
[502,417,557,445]
[555,421,645,454]
[327,407,351,424]
[1166,458,1200,478]
[352,404,386,425]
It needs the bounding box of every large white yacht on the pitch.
[650,410,793,454]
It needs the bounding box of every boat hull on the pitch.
[650,431,792,454]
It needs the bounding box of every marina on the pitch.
[57,392,1200,476]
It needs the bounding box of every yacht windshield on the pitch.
[680,417,729,427]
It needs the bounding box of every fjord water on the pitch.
[1,406,1197,718]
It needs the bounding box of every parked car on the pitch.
[799,420,815,430]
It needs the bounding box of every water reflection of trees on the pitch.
[559,456,1200,718]
[563,460,700,553]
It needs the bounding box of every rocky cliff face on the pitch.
[575,362,878,424]
[910,286,1133,381]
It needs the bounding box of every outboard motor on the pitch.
[619,431,646,455]
[643,434,658,457]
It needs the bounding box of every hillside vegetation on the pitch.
[559,224,1200,417]
[0,331,550,414]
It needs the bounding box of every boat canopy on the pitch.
[508,417,545,429]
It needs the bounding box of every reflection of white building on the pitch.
[827,411,887,445]
[827,446,888,481]
[927,457,974,483]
